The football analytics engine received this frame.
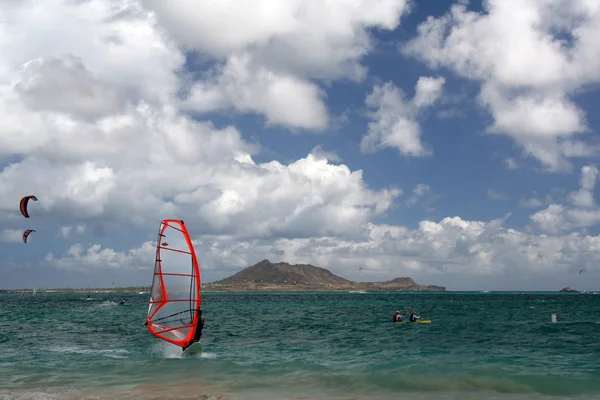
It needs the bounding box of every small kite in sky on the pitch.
[20,195,38,218]
[23,229,36,243]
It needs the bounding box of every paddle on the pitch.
[420,306,434,317]
[404,307,432,319]
[404,308,425,315]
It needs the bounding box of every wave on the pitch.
[46,345,130,359]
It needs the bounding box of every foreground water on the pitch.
[1,291,599,400]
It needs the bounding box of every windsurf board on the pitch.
[182,341,203,356]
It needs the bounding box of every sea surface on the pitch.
[1,291,599,400]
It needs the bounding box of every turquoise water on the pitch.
[1,291,599,399]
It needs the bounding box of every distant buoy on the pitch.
[551,313,557,323]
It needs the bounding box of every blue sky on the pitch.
[1,0,600,291]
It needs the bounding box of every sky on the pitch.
[1,0,600,291]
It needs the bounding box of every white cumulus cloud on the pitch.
[182,53,329,130]
[1,229,23,243]
[403,0,600,171]
[361,77,444,156]
[531,165,600,233]
[46,241,156,271]
[156,0,412,130]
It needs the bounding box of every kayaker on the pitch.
[409,311,421,322]
[393,311,404,322]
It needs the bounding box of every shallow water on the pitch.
[1,291,599,399]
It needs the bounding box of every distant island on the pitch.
[559,287,579,293]
[203,259,446,292]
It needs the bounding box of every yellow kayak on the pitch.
[395,320,431,324]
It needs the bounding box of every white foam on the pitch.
[47,345,130,359]
[200,352,217,360]
[153,341,183,359]
[153,342,216,360]
[0,391,58,400]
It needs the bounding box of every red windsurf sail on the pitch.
[145,220,201,347]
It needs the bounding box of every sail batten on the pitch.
[145,219,201,348]
[149,299,196,303]
[155,272,196,277]
[158,247,192,255]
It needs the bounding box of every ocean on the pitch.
[1,291,599,400]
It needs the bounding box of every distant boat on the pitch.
[33,288,37,296]
[349,290,367,294]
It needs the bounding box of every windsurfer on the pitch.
[182,309,204,351]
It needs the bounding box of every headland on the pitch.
[202,259,446,292]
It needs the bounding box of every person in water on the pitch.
[182,309,204,351]
[119,298,125,305]
[393,311,404,322]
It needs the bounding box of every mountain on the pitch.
[205,260,445,292]
[214,259,352,286]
